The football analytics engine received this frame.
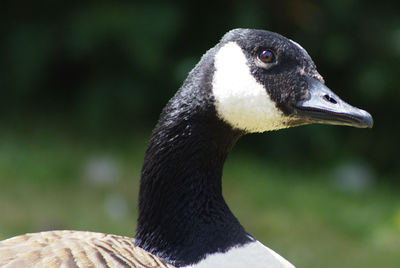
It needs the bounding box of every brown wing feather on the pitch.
[0,230,176,268]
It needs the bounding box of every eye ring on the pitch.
[258,49,276,64]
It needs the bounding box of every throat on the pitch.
[135,112,252,266]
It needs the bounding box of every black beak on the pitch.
[294,77,373,128]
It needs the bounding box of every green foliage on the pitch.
[0,2,399,265]
[1,1,398,178]
[0,133,398,267]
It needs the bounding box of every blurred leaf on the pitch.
[67,3,181,73]
[322,34,352,65]
[4,25,53,94]
[356,65,388,100]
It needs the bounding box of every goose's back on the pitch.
[0,230,175,268]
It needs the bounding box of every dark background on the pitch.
[1,0,399,180]
[0,1,399,267]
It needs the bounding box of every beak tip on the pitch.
[294,77,374,129]
[361,111,374,129]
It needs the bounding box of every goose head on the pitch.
[137,28,373,267]
[211,29,373,133]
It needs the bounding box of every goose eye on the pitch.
[258,49,275,64]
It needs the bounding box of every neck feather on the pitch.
[135,51,253,266]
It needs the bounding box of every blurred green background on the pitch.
[0,0,399,267]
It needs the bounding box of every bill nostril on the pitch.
[324,94,337,104]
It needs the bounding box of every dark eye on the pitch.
[258,49,275,64]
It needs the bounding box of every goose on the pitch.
[0,28,373,268]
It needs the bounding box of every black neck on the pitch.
[135,49,253,266]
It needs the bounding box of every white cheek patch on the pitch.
[212,42,289,133]
[185,240,295,268]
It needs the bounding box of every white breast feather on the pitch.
[184,240,295,268]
